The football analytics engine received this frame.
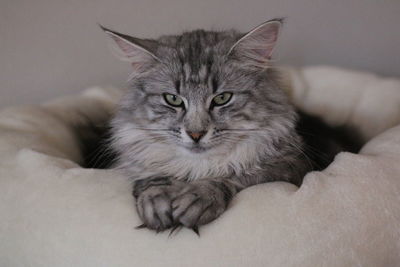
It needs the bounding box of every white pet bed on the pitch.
[1,66,400,267]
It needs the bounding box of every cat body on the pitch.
[97,20,358,232]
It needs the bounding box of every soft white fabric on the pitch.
[1,66,400,267]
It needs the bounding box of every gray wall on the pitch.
[1,0,399,108]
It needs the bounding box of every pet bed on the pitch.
[1,66,400,267]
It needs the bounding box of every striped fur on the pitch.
[103,20,315,232]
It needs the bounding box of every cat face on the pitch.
[120,44,269,155]
[104,20,297,178]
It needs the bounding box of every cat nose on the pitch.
[186,130,207,143]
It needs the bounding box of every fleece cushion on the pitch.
[1,66,400,267]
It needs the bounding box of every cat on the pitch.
[94,19,360,234]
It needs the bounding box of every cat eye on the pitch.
[163,93,184,107]
[211,92,233,107]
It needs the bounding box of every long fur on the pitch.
[94,20,360,231]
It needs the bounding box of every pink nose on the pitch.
[186,131,206,142]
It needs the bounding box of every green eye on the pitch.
[212,92,233,106]
[163,93,184,107]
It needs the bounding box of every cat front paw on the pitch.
[171,182,228,229]
[134,178,237,233]
[134,178,184,231]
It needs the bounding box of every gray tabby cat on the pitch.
[100,19,321,233]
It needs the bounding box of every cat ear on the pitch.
[99,25,160,72]
[228,19,282,68]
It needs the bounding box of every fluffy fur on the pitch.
[100,20,352,232]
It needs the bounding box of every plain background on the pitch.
[1,0,399,108]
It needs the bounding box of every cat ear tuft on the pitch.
[99,24,160,73]
[228,19,283,68]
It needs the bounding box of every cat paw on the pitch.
[134,179,184,232]
[171,183,227,228]
[134,178,235,233]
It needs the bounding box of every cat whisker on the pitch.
[288,141,315,171]
[219,128,268,132]
[222,136,271,148]
[83,137,118,168]
[89,147,116,168]
[126,127,178,131]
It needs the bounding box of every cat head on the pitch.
[103,19,297,178]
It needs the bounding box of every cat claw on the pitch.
[168,224,182,237]
[135,223,166,233]
[135,223,147,229]
[191,226,200,236]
